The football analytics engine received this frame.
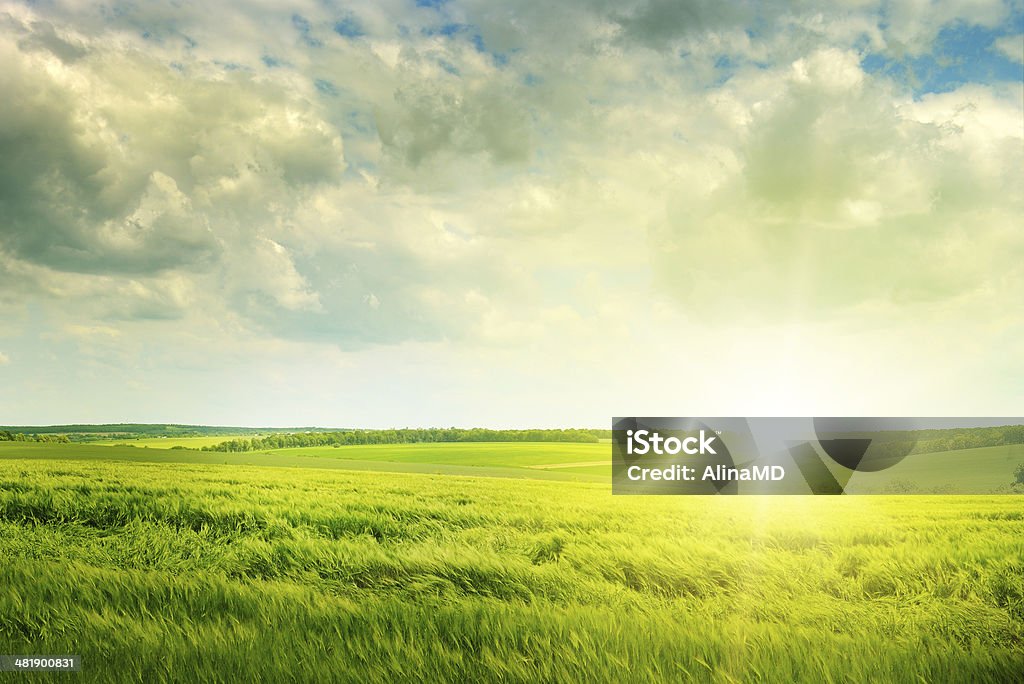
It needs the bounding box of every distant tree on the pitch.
[1014,463,1024,487]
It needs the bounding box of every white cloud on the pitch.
[640,50,1023,319]
[993,33,1023,63]
[229,238,322,314]
[0,0,1021,422]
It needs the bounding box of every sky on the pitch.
[0,0,1022,428]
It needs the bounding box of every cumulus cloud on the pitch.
[0,27,348,279]
[612,0,754,50]
[0,351,9,365]
[377,78,531,170]
[0,0,1021,423]
[648,50,1022,317]
[0,2,553,345]
[993,33,1023,62]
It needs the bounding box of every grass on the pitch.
[0,446,1021,682]
[543,463,611,477]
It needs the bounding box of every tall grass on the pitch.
[1,459,1021,682]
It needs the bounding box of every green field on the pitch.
[0,442,607,483]
[844,444,1024,493]
[272,441,608,466]
[27,440,1022,494]
[232,441,1024,493]
[0,443,1021,682]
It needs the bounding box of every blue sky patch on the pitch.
[422,22,466,38]
[315,79,339,96]
[292,14,322,47]
[334,16,364,39]
[439,22,465,37]
[863,21,1024,95]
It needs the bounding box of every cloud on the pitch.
[612,0,754,50]
[993,33,1023,63]
[227,237,322,315]
[0,3,550,344]
[642,48,1023,319]
[376,78,532,170]
[0,351,9,365]
[0,33,346,276]
[0,0,1020,424]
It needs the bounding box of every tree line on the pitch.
[820,424,1024,462]
[909,425,1024,454]
[0,431,71,443]
[202,428,610,452]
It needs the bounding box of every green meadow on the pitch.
[844,444,1024,494]
[0,442,607,483]
[271,441,608,467]
[0,442,1021,682]
[14,438,1021,492]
